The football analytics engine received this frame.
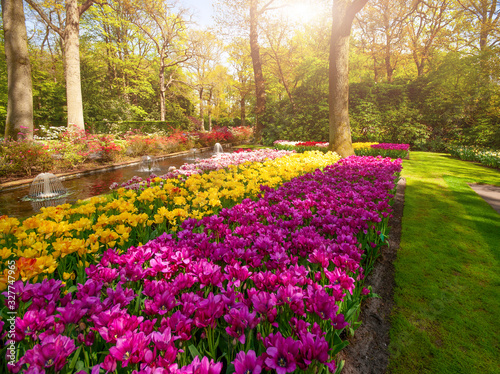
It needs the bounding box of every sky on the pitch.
[179,0,216,28]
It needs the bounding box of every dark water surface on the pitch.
[0,151,215,219]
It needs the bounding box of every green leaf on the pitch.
[188,344,202,360]
[69,346,82,369]
[76,360,85,371]
[334,359,345,374]
[134,286,143,314]
[67,285,78,294]
[332,341,349,355]
[226,363,235,374]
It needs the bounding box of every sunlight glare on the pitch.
[280,1,325,25]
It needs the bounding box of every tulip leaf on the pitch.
[332,340,349,355]
[188,344,202,360]
[334,360,345,374]
[134,286,143,314]
[67,285,78,294]
[69,346,82,370]
[226,363,235,374]
[75,360,85,371]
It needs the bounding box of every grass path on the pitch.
[389,152,500,373]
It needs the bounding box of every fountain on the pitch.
[138,156,160,172]
[214,143,224,154]
[27,173,67,199]
[189,148,198,160]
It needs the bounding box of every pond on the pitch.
[0,150,217,219]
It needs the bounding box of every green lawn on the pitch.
[389,152,500,373]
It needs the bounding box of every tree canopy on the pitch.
[0,0,499,148]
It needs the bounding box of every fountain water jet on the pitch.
[138,156,160,172]
[28,173,67,199]
[189,148,198,160]
[213,143,224,154]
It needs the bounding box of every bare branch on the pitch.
[79,0,97,16]
[25,0,64,37]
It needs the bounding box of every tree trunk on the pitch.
[208,89,213,132]
[329,0,368,157]
[2,0,34,140]
[249,0,266,144]
[385,42,394,83]
[276,57,296,112]
[65,0,85,131]
[199,87,205,131]
[159,61,166,122]
[240,97,246,127]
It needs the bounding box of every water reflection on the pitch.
[0,151,215,219]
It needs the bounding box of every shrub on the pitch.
[230,126,253,145]
[0,139,54,177]
[195,127,234,147]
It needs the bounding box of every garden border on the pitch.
[338,176,406,373]
[0,145,232,192]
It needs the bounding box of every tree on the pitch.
[406,0,454,76]
[249,0,276,143]
[189,30,222,130]
[2,0,34,140]
[356,0,410,83]
[83,1,157,121]
[263,15,299,112]
[456,0,500,52]
[25,0,97,131]
[121,0,192,122]
[227,39,254,127]
[328,0,369,157]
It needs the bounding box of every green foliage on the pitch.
[380,105,431,145]
[263,58,329,145]
[89,119,190,135]
[349,101,382,142]
[447,145,500,168]
[30,53,67,129]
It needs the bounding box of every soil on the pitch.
[338,177,406,374]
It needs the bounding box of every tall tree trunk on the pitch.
[329,0,368,157]
[2,0,33,140]
[240,97,246,127]
[159,61,166,122]
[276,57,296,112]
[208,88,213,132]
[199,87,205,131]
[65,0,85,131]
[385,41,394,83]
[249,0,266,144]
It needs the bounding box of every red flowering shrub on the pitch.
[195,127,234,147]
[230,126,253,145]
[0,139,54,177]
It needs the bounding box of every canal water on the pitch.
[0,150,215,219]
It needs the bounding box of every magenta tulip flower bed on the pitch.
[4,156,402,374]
[355,143,410,159]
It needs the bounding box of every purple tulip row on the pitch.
[2,156,402,374]
[371,143,410,151]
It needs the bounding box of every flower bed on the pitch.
[447,145,500,168]
[0,151,340,288]
[117,149,295,189]
[274,141,410,159]
[354,143,410,159]
[0,127,254,181]
[1,156,402,373]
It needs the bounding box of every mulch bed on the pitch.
[338,177,406,373]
